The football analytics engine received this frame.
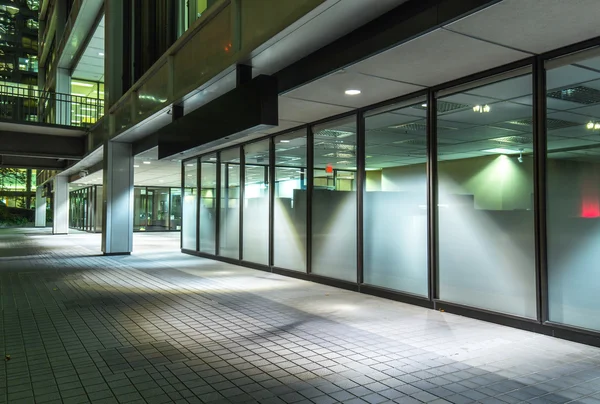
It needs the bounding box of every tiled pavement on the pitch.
[1,229,600,404]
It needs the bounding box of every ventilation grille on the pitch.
[314,129,354,138]
[508,118,580,130]
[547,86,600,105]
[413,100,470,113]
[492,135,533,145]
[390,123,456,132]
[315,142,356,151]
[323,152,355,158]
[393,138,456,146]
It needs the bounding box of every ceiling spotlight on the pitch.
[280,140,290,143]
[586,121,600,130]
[143,161,151,164]
[345,89,361,95]
[473,104,491,113]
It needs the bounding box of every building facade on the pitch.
[30,0,600,346]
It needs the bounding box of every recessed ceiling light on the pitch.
[421,103,427,107]
[345,89,361,96]
[482,148,519,154]
[143,161,151,164]
[186,163,194,167]
[133,165,140,168]
[158,180,164,183]
[98,52,104,56]
[280,140,290,143]
[187,174,192,177]
[72,81,94,87]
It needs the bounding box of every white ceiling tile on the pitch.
[278,96,352,123]
[346,29,528,87]
[446,0,600,54]
[285,71,423,108]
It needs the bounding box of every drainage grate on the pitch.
[547,86,600,105]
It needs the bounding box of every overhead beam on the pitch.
[0,131,85,160]
[157,75,278,159]
[0,155,73,170]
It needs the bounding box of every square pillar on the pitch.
[53,177,69,234]
[102,141,134,255]
[35,186,46,227]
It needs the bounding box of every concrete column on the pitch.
[35,187,47,227]
[53,176,69,235]
[56,67,71,125]
[101,141,134,255]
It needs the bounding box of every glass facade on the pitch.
[274,129,307,272]
[71,185,179,233]
[180,42,600,337]
[546,50,600,331]
[363,100,428,296]
[182,164,197,250]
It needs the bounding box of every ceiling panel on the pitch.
[73,15,105,83]
[284,71,423,108]
[446,0,600,54]
[278,96,352,123]
[346,29,528,87]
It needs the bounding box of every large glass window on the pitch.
[546,50,600,331]
[243,140,270,264]
[133,187,147,231]
[364,99,428,296]
[274,129,307,272]
[437,73,536,319]
[200,155,217,254]
[147,187,170,231]
[182,161,197,250]
[312,116,357,282]
[219,148,240,259]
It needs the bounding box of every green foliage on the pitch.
[0,205,29,226]
[0,168,28,192]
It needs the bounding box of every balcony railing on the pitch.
[0,84,104,128]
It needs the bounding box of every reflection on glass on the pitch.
[219,148,240,259]
[546,51,600,331]
[312,116,357,282]
[243,140,270,264]
[95,185,103,232]
[182,161,197,250]
[147,187,170,230]
[200,155,217,254]
[274,129,307,272]
[437,73,536,319]
[364,100,428,296]
[133,187,147,231]
[170,188,182,230]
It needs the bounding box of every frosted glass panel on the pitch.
[243,140,270,264]
[219,148,240,259]
[274,129,307,272]
[312,116,357,282]
[437,74,537,319]
[547,57,600,331]
[363,100,428,296]
[182,160,197,250]
[200,155,217,254]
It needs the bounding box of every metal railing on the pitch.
[0,84,104,128]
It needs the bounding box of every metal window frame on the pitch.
[178,36,600,348]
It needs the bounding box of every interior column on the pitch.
[35,186,46,227]
[102,141,134,255]
[52,177,69,235]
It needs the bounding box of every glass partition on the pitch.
[200,155,217,254]
[182,160,198,250]
[311,116,357,282]
[363,99,428,296]
[219,148,240,259]
[170,188,182,230]
[147,187,170,231]
[437,73,536,319]
[133,187,147,231]
[546,51,600,331]
[274,129,307,272]
[243,140,270,264]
